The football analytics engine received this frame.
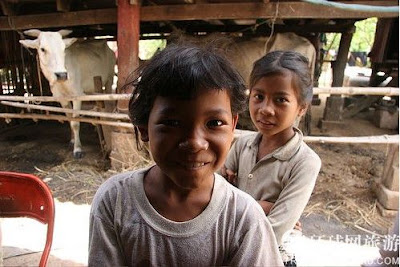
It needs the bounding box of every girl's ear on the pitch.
[298,104,308,117]
[137,125,149,142]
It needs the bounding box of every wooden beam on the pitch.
[0,1,398,30]
[142,2,399,20]
[0,9,116,30]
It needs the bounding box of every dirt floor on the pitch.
[0,96,398,266]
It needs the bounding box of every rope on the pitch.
[301,0,399,13]
[264,0,279,52]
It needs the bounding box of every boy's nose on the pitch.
[179,133,209,152]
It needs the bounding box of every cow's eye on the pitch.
[40,48,46,53]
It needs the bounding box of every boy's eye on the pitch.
[253,94,264,101]
[207,120,224,127]
[162,120,179,127]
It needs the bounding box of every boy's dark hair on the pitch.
[126,42,247,147]
[127,42,247,125]
[249,50,313,105]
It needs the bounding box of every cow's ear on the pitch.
[19,39,39,49]
[23,29,41,37]
[137,125,149,142]
[63,38,77,48]
[58,29,72,37]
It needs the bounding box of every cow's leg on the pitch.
[59,101,76,146]
[71,100,83,158]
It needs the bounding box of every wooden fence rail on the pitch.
[0,86,398,144]
[0,101,130,120]
[0,113,133,128]
[0,86,398,103]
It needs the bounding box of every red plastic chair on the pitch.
[0,171,55,267]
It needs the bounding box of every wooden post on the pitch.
[332,31,354,87]
[375,144,399,217]
[116,0,140,112]
[112,0,142,170]
[319,27,354,130]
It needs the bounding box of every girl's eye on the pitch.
[276,97,288,103]
[207,120,224,127]
[40,48,46,53]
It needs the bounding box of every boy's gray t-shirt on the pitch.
[89,167,283,267]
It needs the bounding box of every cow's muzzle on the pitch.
[55,72,68,80]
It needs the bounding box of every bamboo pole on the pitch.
[234,129,399,144]
[0,94,131,102]
[302,135,399,144]
[0,113,134,128]
[313,87,399,96]
[0,86,398,103]
[0,101,130,120]
[0,113,397,144]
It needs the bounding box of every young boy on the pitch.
[88,42,283,266]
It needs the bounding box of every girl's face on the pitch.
[249,73,306,139]
[139,88,238,190]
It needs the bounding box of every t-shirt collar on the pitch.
[247,127,303,161]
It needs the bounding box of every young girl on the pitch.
[222,50,321,266]
[88,43,283,266]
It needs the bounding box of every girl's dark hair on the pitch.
[127,42,247,126]
[249,50,313,105]
[126,42,247,147]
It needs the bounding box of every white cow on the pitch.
[20,29,116,158]
[228,32,316,85]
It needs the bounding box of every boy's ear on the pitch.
[232,114,239,131]
[137,125,149,142]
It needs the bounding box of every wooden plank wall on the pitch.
[0,31,51,128]
[0,31,50,99]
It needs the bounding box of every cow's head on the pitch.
[19,29,77,85]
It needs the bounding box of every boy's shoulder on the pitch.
[92,167,150,205]
[100,168,147,189]
[215,173,265,216]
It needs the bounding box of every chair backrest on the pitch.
[0,171,55,267]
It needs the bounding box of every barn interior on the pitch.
[0,0,398,98]
[0,1,399,266]
[0,0,398,165]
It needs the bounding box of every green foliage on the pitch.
[139,39,167,60]
[323,32,341,52]
[323,17,378,53]
[351,17,378,52]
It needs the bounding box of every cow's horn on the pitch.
[23,29,41,37]
[58,29,73,37]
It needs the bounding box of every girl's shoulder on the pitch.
[233,130,260,148]
[299,141,321,162]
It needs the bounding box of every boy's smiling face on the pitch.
[139,88,238,190]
